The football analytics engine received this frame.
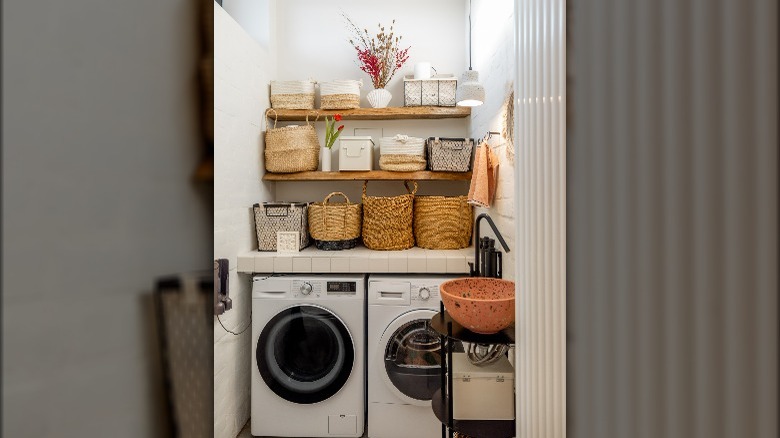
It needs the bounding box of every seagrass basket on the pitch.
[308,192,362,250]
[264,109,320,173]
[361,180,418,250]
[320,79,362,109]
[270,80,316,109]
[414,196,473,249]
[379,135,427,171]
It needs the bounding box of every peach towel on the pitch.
[467,142,499,207]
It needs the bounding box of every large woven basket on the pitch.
[253,202,310,251]
[270,80,316,109]
[264,110,320,173]
[320,79,362,109]
[308,192,362,250]
[379,135,427,172]
[414,196,473,249]
[362,181,418,250]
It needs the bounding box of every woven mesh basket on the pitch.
[308,192,362,250]
[426,137,474,172]
[414,196,473,249]
[270,80,316,109]
[264,109,320,173]
[361,180,417,250]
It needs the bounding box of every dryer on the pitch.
[367,275,458,438]
[251,274,365,437]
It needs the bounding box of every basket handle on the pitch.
[264,204,290,217]
[305,111,321,126]
[323,191,351,204]
[267,108,279,129]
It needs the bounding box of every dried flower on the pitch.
[343,13,410,89]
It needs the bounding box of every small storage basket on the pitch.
[253,202,310,251]
[308,192,362,250]
[320,79,362,109]
[379,135,427,172]
[414,196,473,249]
[403,74,458,107]
[426,137,474,172]
[270,80,316,109]
[264,110,320,173]
[362,181,417,250]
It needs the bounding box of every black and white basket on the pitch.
[253,202,310,251]
[403,74,457,107]
[426,137,474,172]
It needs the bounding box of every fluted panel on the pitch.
[514,0,566,437]
[568,0,778,437]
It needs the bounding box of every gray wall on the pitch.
[567,0,777,437]
[3,1,212,436]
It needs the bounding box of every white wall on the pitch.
[213,3,275,438]
[468,0,517,279]
[2,0,211,436]
[273,0,469,202]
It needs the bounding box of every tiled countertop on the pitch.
[237,245,474,274]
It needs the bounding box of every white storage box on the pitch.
[338,136,374,171]
[451,353,515,420]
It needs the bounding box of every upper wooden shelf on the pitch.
[263,170,472,181]
[265,106,471,121]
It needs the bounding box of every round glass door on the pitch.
[256,305,354,404]
[382,314,443,403]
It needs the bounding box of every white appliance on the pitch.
[251,274,365,437]
[367,275,458,438]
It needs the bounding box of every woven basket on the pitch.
[253,202,310,251]
[414,196,473,249]
[320,79,362,109]
[426,137,474,172]
[362,181,418,250]
[308,192,362,250]
[270,80,316,109]
[379,135,426,171]
[264,109,320,173]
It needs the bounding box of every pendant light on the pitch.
[456,0,485,107]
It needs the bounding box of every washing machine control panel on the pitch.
[292,280,322,298]
[411,284,440,302]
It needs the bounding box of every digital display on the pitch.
[327,281,357,293]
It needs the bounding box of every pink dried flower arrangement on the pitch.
[343,14,411,89]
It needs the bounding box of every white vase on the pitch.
[367,88,392,108]
[321,147,332,171]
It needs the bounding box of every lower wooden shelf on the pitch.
[262,170,472,181]
[431,388,515,438]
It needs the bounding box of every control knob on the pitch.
[419,287,431,301]
[300,282,313,296]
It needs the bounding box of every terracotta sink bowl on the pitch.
[439,278,515,334]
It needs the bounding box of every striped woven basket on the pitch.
[270,80,316,109]
[379,135,427,171]
[320,79,362,109]
[308,192,362,250]
[414,196,473,249]
[361,180,418,250]
[264,109,320,173]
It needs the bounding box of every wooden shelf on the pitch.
[265,106,471,121]
[262,170,472,181]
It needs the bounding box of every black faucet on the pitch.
[470,213,511,277]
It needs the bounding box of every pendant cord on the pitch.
[469,0,473,70]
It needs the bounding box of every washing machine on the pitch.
[367,275,458,438]
[251,274,365,437]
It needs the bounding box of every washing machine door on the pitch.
[378,309,443,406]
[256,304,354,404]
